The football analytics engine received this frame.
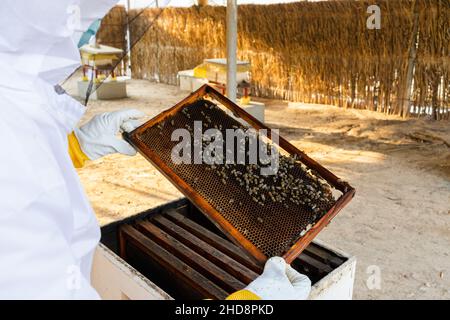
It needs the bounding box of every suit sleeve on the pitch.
[0,119,98,299]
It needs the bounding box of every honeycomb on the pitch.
[130,98,339,257]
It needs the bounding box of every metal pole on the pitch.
[126,0,132,77]
[226,0,237,102]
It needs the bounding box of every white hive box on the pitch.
[78,77,128,100]
[92,199,356,300]
[79,44,123,68]
[78,44,127,100]
[92,240,356,300]
[194,58,251,84]
[177,69,208,92]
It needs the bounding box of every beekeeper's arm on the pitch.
[68,109,145,168]
[227,257,311,300]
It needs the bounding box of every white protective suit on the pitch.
[0,0,119,299]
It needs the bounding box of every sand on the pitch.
[65,78,450,300]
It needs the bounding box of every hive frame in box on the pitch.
[124,84,355,265]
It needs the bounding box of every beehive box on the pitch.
[97,198,356,300]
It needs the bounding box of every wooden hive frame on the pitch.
[124,84,355,265]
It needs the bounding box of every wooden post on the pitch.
[431,73,440,120]
[349,75,356,109]
[402,0,420,118]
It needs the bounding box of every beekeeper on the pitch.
[0,0,311,300]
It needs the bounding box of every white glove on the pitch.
[74,109,146,160]
[245,257,311,300]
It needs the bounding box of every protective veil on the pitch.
[0,0,118,299]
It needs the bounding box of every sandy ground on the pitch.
[65,78,450,300]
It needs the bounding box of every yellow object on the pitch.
[240,96,251,105]
[193,64,207,78]
[204,61,251,74]
[193,60,251,81]
[226,290,261,300]
[82,76,89,82]
[68,132,90,168]
[79,44,123,81]
[81,52,120,62]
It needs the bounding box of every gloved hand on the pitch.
[74,109,146,160]
[245,257,311,300]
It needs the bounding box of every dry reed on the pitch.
[102,1,450,119]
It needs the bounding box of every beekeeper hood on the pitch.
[0,0,118,86]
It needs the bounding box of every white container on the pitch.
[307,239,356,300]
[78,78,127,100]
[91,240,356,300]
[201,58,251,84]
[94,198,356,300]
[177,69,208,92]
[91,244,171,300]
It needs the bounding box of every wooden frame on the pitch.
[124,84,355,265]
